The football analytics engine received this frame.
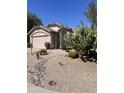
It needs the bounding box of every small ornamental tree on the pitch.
[27,12,43,33]
[27,12,43,43]
[84,0,97,28]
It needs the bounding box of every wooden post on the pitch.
[31,37,33,55]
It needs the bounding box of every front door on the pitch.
[54,33,60,49]
[51,32,60,49]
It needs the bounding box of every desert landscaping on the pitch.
[27,48,97,93]
[27,0,97,93]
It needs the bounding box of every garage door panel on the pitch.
[32,36,51,48]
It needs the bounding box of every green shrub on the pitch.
[89,49,97,59]
[59,26,68,50]
[44,42,51,49]
[69,24,97,60]
[59,24,97,61]
[65,49,70,52]
[64,33,73,49]
[39,49,48,55]
[68,49,78,58]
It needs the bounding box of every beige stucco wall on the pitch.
[32,36,51,48]
[30,29,51,48]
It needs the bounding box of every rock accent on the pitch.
[31,59,47,87]
[48,80,57,86]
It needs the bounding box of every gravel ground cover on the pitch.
[27,48,97,93]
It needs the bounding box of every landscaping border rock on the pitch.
[30,59,47,87]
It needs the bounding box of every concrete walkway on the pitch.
[28,82,59,93]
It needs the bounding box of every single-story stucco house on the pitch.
[27,23,72,49]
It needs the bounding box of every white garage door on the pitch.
[32,36,51,49]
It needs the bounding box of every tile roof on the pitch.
[27,25,57,35]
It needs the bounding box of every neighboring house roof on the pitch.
[27,25,57,36]
[47,22,62,28]
[47,23,73,33]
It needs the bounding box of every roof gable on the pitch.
[27,25,52,36]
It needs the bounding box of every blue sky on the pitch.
[27,0,96,28]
